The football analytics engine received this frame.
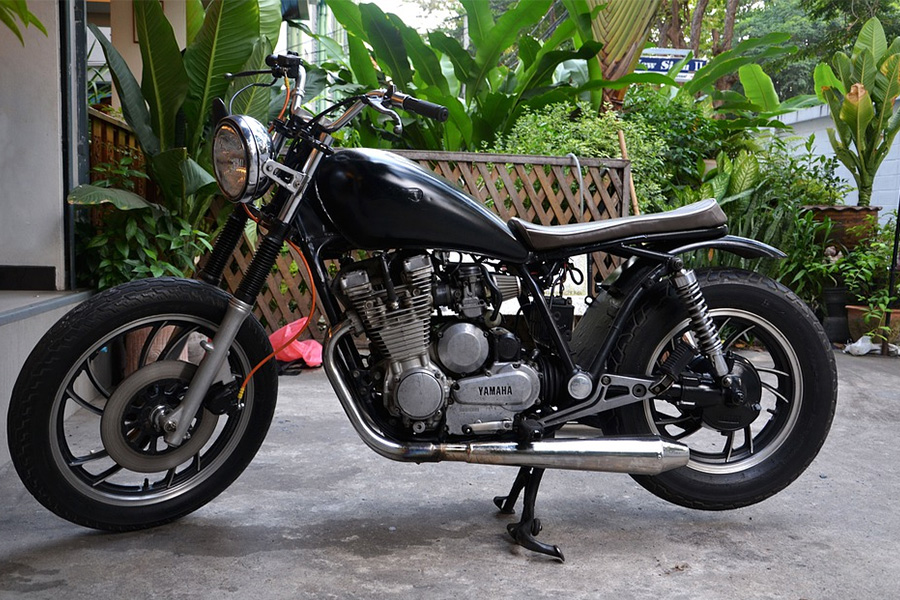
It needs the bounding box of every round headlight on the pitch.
[212,115,273,203]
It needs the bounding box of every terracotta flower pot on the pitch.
[845,304,900,343]
[803,205,881,251]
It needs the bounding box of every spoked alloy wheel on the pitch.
[642,309,801,474]
[8,279,277,530]
[614,269,836,510]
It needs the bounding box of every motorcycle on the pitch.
[8,54,837,561]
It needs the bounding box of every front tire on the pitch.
[8,278,278,530]
[613,268,836,510]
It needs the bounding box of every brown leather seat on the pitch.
[507,198,727,252]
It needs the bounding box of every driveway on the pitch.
[1,351,897,599]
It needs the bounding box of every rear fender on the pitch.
[670,235,786,259]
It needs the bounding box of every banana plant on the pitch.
[814,17,900,207]
[0,0,45,46]
[710,63,820,135]
[84,0,280,228]
[326,0,608,149]
[561,0,660,110]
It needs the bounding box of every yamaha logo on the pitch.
[479,385,513,396]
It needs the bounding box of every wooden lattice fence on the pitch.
[86,114,630,341]
[88,108,160,203]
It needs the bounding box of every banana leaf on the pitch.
[134,0,188,152]
[360,4,413,88]
[68,185,163,212]
[88,23,160,157]
[183,0,260,154]
[738,64,779,113]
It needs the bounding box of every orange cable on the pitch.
[269,76,292,132]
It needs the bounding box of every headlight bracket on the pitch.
[262,159,306,194]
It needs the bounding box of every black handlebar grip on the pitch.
[402,96,449,122]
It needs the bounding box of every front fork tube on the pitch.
[161,221,292,446]
[162,297,253,445]
[671,268,729,379]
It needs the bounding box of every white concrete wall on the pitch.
[0,294,89,467]
[0,2,66,289]
[780,105,900,216]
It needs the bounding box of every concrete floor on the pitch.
[2,351,899,599]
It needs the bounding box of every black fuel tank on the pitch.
[314,149,529,263]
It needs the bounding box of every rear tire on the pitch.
[612,268,836,510]
[8,278,278,530]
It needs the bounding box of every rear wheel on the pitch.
[613,269,836,510]
[8,278,278,530]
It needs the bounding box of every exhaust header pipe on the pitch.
[324,320,690,475]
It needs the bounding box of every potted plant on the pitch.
[840,215,900,343]
[784,135,870,250]
[813,17,898,231]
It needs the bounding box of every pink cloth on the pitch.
[268,318,322,367]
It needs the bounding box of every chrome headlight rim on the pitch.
[212,115,274,203]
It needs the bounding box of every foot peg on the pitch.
[494,466,564,561]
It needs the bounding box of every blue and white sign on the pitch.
[636,48,708,82]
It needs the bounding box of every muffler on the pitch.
[437,437,689,474]
[324,320,690,476]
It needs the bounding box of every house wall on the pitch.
[0,2,66,290]
[780,105,900,216]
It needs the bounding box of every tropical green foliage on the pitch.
[815,17,900,207]
[623,85,740,196]
[318,0,675,150]
[86,0,281,228]
[493,101,668,212]
[69,158,211,290]
[838,214,900,339]
[676,135,852,283]
[773,210,838,311]
[0,0,45,45]
[840,216,898,306]
[563,0,660,110]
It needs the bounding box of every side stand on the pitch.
[493,466,564,561]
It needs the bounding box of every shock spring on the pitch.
[671,269,729,378]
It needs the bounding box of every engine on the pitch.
[336,252,541,436]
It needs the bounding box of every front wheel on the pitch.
[8,278,278,530]
[612,268,836,510]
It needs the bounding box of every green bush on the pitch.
[622,85,729,194]
[492,102,669,213]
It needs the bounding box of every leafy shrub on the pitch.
[622,85,730,195]
[675,134,851,289]
[492,102,669,213]
[71,156,211,290]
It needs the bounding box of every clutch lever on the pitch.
[367,100,403,135]
[366,90,403,135]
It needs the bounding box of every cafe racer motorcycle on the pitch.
[8,55,836,561]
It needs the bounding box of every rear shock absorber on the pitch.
[671,269,729,379]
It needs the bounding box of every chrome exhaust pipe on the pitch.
[437,437,689,474]
[324,319,690,475]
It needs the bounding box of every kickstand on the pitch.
[493,467,564,562]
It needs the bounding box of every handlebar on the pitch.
[228,55,450,136]
[265,53,304,79]
[389,91,450,122]
[313,88,449,136]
